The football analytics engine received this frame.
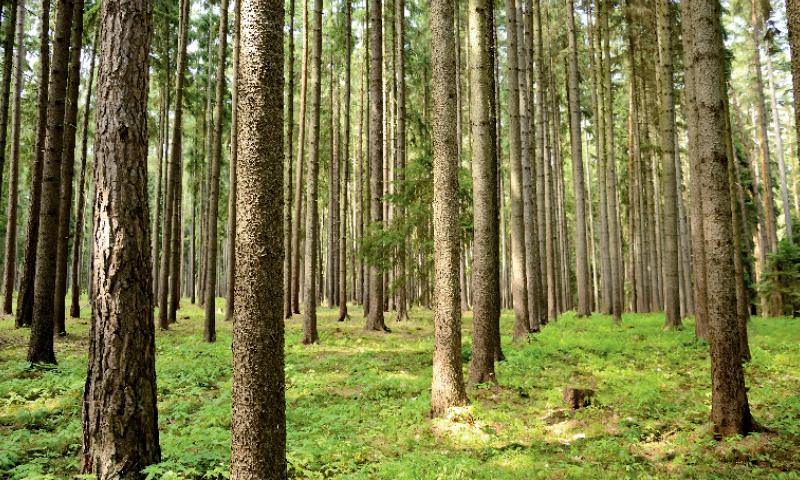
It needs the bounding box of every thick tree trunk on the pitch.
[2,0,25,315]
[430,0,469,416]
[15,0,50,329]
[204,0,229,343]
[230,0,286,476]
[28,0,76,364]
[80,1,161,475]
[53,0,85,335]
[302,0,322,344]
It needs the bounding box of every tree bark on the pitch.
[231,0,286,476]
[283,0,295,319]
[338,0,353,322]
[0,0,17,203]
[226,0,240,322]
[80,0,161,476]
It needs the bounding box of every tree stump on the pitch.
[563,387,595,409]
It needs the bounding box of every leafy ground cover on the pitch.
[1,300,799,479]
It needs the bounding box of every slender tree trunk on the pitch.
[28,0,76,363]
[0,0,17,201]
[15,0,50,329]
[283,0,295,319]
[430,0,469,416]
[689,0,755,436]
[765,52,793,242]
[231,0,286,476]
[203,0,229,342]
[365,0,387,332]
[339,0,353,322]
[158,0,189,331]
[302,0,322,344]
[80,1,161,474]
[152,14,171,301]
[3,0,25,315]
[394,0,408,321]
[291,0,309,315]
[226,0,240,322]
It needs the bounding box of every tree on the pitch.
[365,0,388,332]
[80,0,161,475]
[283,0,296,320]
[0,0,18,201]
[394,0,409,322]
[566,0,590,317]
[2,0,25,315]
[230,0,286,475]
[28,0,76,364]
[338,0,353,322]
[788,0,800,189]
[687,0,755,436]
[467,0,500,385]
[226,0,241,322]
[430,0,469,416]
[302,0,322,345]
[204,0,230,342]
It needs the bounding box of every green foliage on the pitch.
[2,304,800,479]
[759,235,800,316]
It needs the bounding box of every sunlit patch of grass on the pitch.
[1,299,800,478]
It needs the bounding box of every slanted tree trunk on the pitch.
[53,0,85,335]
[302,0,322,344]
[204,0,229,343]
[80,1,161,474]
[15,0,50,329]
[468,0,500,384]
[365,0,388,332]
[158,0,189,331]
[230,0,286,476]
[28,0,76,364]
[688,0,755,437]
[657,0,681,329]
[3,0,25,315]
[226,0,240,322]
[430,0,469,416]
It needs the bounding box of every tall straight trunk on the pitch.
[329,64,340,309]
[152,86,166,303]
[15,0,50,329]
[506,0,530,340]
[468,0,500,384]
[204,0,229,342]
[3,0,25,315]
[152,14,171,301]
[53,0,85,335]
[566,0,589,316]
[231,0,286,476]
[365,0,388,332]
[788,0,800,211]
[283,0,295,319]
[339,0,353,321]
[430,0,469,416]
[765,52,793,242]
[688,0,754,436]
[158,0,189,331]
[169,169,182,323]
[302,0,322,344]
[80,0,161,474]
[290,0,309,315]
[28,0,76,364]
[676,137,694,317]
[750,0,779,255]
[226,0,240,322]
[656,0,681,328]
[0,0,17,201]
[394,0,408,321]
[356,68,364,305]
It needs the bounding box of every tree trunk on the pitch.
[15,0,50,329]
[283,0,294,319]
[0,0,18,202]
[204,0,229,342]
[28,0,76,364]
[226,0,240,322]
[230,0,286,476]
[688,0,754,437]
[53,0,85,335]
[291,0,309,316]
[2,0,25,315]
[158,0,189,331]
[302,0,322,344]
[430,0,469,416]
[764,52,792,242]
[339,0,353,322]
[80,1,161,475]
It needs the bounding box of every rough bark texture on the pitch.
[28,0,75,364]
[338,0,352,322]
[688,0,754,437]
[231,0,286,476]
[430,0,469,416]
[789,0,800,208]
[467,0,500,385]
[15,0,50,329]
[283,0,295,320]
[204,0,229,342]
[302,0,322,344]
[0,0,17,201]
[80,0,161,476]
[54,0,85,334]
[365,0,387,332]
[226,0,240,322]
[70,26,99,319]
[3,0,25,315]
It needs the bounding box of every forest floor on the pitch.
[1,301,800,479]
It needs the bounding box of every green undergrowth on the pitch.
[1,298,799,479]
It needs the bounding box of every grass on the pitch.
[1,299,800,479]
